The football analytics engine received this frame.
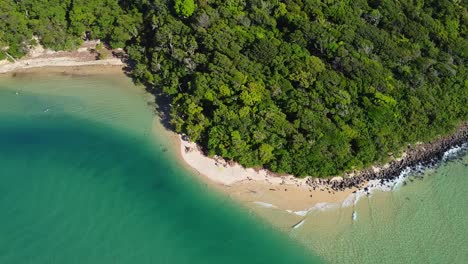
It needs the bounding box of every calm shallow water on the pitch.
[2,72,467,264]
[291,152,468,263]
[0,73,321,264]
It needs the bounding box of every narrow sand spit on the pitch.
[0,41,123,74]
[0,57,123,74]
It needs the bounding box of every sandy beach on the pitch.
[175,119,468,225]
[178,135,360,214]
[0,41,123,74]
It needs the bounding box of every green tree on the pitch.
[174,0,196,18]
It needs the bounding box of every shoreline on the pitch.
[179,135,359,212]
[178,123,468,213]
[0,41,124,75]
[0,57,123,74]
[0,64,126,78]
[331,122,468,190]
[3,53,467,222]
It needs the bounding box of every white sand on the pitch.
[179,135,310,186]
[178,135,362,214]
[0,40,123,74]
[0,57,123,74]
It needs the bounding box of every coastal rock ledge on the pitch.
[326,122,468,192]
[181,122,468,196]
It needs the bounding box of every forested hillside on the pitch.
[1,0,467,177]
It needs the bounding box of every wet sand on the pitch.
[1,64,125,77]
[180,134,357,211]
[0,41,123,74]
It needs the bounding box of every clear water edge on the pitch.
[290,151,468,263]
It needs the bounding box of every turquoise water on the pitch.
[0,73,321,264]
[292,151,468,263]
[2,72,467,264]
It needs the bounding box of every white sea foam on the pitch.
[253,201,277,208]
[341,167,413,207]
[285,144,468,218]
[286,166,416,216]
[293,210,308,216]
[285,202,340,217]
[342,144,467,207]
[442,143,467,161]
[309,202,340,211]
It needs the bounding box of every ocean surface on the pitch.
[0,72,321,264]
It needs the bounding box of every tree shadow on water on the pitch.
[122,61,174,132]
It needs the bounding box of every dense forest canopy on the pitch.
[0,0,142,58]
[1,0,467,177]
